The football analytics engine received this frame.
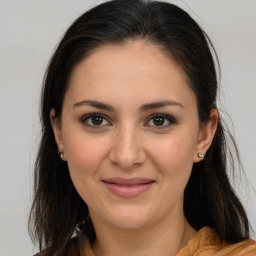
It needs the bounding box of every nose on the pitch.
[108,125,146,170]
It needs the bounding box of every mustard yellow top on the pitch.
[176,227,256,256]
[37,227,256,256]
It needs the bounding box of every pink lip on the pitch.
[102,178,155,198]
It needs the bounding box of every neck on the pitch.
[91,212,196,256]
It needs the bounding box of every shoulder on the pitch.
[33,236,81,256]
[177,227,256,256]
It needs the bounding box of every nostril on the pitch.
[108,132,146,169]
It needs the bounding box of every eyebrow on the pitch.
[73,99,184,112]
[73,100,115,111]
[139,100,184,112]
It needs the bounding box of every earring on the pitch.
[198,152,205,158]
[58,152,64,160]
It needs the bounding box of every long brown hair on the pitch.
[29,0,249,254]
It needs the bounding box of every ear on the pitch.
[50,109,65,156]
[194,109,218,163]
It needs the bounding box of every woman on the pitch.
[29,0,256,255]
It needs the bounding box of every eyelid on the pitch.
[81,113,112,128]
[145,113,176,129]
[80,113,176,129]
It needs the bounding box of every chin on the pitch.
[103,206,155,229]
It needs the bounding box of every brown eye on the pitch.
[145,114,176,129]
[91,116,103,125]
[81,114,111,128]
[153,117,165,126]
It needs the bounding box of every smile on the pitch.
[102,178,155,198]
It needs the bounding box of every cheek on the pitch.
[144,133,197,217]
[63,133,111,206]
[149,133,197,178]
[63,131,110,181]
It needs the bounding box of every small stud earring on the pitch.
[198,152,205,158]
[58,152,64,160]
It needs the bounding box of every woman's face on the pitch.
[51,40,216,230]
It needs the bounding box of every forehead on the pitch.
[70,40,187,81]
[65,40,196,108]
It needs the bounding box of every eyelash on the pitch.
[145,114,176,129]
[81,113,111,128]
[81,113,176,129]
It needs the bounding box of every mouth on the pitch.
[102,178,155,198]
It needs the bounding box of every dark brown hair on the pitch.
[29,0,250,254]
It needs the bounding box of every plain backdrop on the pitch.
[0,0,255,255]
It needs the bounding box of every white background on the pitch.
[0,0,255,255]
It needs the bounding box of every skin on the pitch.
[51,40,218,256]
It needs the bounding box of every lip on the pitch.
[102,178,155,198]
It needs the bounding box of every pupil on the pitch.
[92,116,103,125]
[153,117,164,126]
